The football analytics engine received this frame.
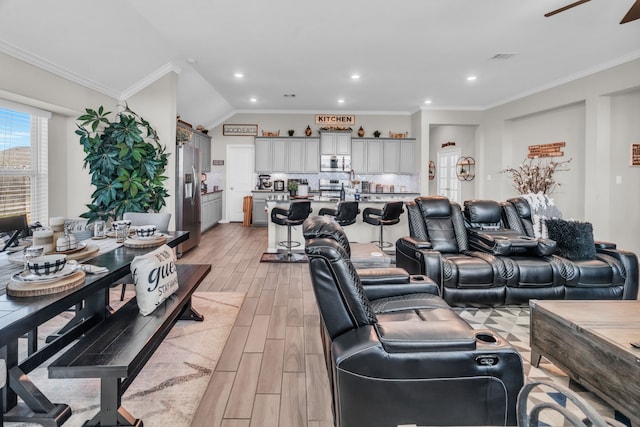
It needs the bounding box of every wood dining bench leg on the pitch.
[48,263,211,427]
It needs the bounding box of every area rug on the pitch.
[13,291,245,427]
[457,306,633,427]
[260,252,308,263]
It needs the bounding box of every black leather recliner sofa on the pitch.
[397,196,514,305]
[504,196,638,300]
[396,195,639,305]
[303,216,524,427]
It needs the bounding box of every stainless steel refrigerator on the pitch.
[176,145,201,257]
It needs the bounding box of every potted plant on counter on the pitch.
[76,104,170,223]
[287,180,298,197]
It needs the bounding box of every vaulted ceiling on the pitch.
[1,0,639,128]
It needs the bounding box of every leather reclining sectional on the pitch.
[303,216,525,427]
[396,195,639,306]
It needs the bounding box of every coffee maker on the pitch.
[258,174,272,190]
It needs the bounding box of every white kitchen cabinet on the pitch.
[383,138,415,174]
[201,191,222,232]
[194,132,212,172]
[178,123,211,172]
[271,139,288,172]
[303,138,320,172]
[398,139,415,173]
[352,138,382,173]
[320,132,351,155]
[255,138,272,173]
[255,137,319,173]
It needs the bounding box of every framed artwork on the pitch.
[223,124,258,136]
[631,144,640,166]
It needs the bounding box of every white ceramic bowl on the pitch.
[111,220,132,231]
[135,225,157,238]
[27,254,67,276]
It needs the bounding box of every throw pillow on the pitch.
[130,244,179,316]
[545,219,596,261]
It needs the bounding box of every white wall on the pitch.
[0,52,178,226]
[127,73,179,229]
[0,52,117,222]
[428,124,479,201]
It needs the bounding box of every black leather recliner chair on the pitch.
[504,197,638,300]
[463,199,565,304]
[396,196,514,306]
[304,218,524,427]
[302,215,440,296]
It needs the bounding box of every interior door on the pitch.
[226,144,254,222]
[437,149,461,205]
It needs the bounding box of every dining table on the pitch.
[0,231,189,426]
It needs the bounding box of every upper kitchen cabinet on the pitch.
[177,123,212,172]
[255,137,319,173]
[271,138,288,172]
[383,138,415,174]
[351,138,383,173]
[288,138,319,173]
[193,131,212,172]
[320,132,351,156]
[255,137,272,173]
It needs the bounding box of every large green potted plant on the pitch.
[76,104,169,223]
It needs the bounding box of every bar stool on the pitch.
[271,200,312,261]
[318,201,360,227]
[363,201,404,248]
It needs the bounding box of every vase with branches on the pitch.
[501,157,571,195]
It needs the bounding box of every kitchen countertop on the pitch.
[201,190,223,195]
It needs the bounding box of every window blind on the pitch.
[0,102,50,224]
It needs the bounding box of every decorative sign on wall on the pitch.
[212,160,224,166]
[528,142,565,158]
[223,124,258,136]
[314,115,355,126]
[631,144,640,166]
[441,141,456,149]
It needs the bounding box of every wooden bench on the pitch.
[48,263,211,427]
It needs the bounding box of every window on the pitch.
[0,100,50,224]
[437,148,461,205]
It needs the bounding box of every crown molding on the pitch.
[0,39,120,99]
[120,62,181,100]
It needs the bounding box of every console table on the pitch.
[530,300,640,425]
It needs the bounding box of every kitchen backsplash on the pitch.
[269,171,419,193]
[202,166,224,192]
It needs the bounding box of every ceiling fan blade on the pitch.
[620,0,640,23]
[544,0,591,17]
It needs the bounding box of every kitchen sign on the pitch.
[315,115,355,126]
[223,124,258,136]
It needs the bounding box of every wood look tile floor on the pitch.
[178,222,334,427]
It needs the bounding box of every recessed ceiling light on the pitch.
[234,72,244,78]
[466,75,477,81]
[337,99,345,104]
[250,98,257,103]
[351,74,360,80]
[424,99,432,104]
[186,57,197,65]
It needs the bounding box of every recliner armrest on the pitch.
[362,273,440,299]
[595,240,616,250]
[376,320,476,353]
[398,236,432,250]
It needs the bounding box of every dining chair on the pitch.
[0,213,28,252]
[122,212,171,232]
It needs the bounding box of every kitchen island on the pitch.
[265,193,420,253]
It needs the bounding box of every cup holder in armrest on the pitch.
[475,332,498,344]
[410,275,426,281]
